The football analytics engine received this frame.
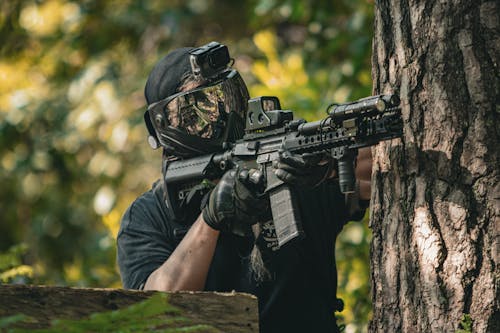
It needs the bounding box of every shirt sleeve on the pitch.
[116,192,176,290]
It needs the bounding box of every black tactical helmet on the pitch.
[144,42,249,159]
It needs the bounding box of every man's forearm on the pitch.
[144,214,219,292]
[356,147,372,201]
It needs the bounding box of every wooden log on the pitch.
[0,284,258,332]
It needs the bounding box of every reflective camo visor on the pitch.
[147,70,248,139]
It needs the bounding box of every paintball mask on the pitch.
[144,42,249,158]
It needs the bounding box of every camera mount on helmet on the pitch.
[189,42,231,80]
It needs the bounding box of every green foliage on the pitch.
[0,293,218,333]
[456,314,473,333]
[0,314,34,330]
[336,212,372,333]
[1,0,374,330]
[0,243,33,283]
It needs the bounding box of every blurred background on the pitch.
[0,0,374,332]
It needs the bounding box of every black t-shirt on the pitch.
[117,179,366,333]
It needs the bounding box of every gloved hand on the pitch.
[273,150,336,188]
[202,167,270,236]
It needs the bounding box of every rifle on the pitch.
[164,94,402,248]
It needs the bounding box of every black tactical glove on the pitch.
[202,168,270,236]
[273,150,336,188]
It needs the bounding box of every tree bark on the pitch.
[0,284,258,332]
[370,0,499,332]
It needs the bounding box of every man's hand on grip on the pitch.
[273,150,335,188]
[202,168,269,236]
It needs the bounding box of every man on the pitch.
[117,42,372,332]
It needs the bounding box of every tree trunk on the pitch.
[370,0,499,332]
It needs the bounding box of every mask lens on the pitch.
[149,70,248,140]
[177,85,222,138]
